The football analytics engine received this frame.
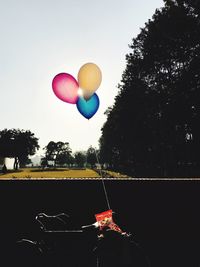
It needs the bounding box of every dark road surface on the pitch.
[0,180,200,267]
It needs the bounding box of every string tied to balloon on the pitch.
[52,63,130,239]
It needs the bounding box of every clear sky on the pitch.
[0,0,164,156]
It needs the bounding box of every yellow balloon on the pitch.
[78,63,102,100]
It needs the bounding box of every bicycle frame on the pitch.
[15,212,150,267]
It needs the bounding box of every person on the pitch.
[2,164,7,174]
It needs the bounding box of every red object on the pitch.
[95,209,123,233]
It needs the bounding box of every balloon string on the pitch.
[94,148,111,210]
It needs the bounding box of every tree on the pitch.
[41,157,48,169]
[43,141,72,167]
[86,146,97,168]
[0,129,39,170]
[100,1,200,177]
[56,152,74,167]
[74,151,86,168]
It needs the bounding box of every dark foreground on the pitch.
[0,180,200,267]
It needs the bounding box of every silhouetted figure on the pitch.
[2,164,7,174]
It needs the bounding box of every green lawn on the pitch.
[105,170,129,178]
[0,168,100,179]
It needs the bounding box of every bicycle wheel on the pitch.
[95,231,150,267]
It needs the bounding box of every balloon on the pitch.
[78,63,102,100]
[52,73,79,104]
[76,93,100,119]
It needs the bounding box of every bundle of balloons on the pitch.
[52,63,102,119]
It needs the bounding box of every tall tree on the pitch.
[87,146,97,168]
[74,151,86,168]
[0,129,39,170]
[100,1,200,177]
[43,141,72,167]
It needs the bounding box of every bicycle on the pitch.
[14,212,150,267]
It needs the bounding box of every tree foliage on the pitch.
[43,141,72,167]
[87,146,97,168]
[0,128,39,169]
[74,151,86,168]
[100,1,200,177]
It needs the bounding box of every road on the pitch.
[0,180,200,266]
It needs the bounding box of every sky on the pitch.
[0,0,164,157]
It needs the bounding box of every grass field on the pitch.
[105,170,129,178]
[0,168,101,179]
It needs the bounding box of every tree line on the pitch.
[0,128,98,170]
[99,0,200,177]
[41,142,98,168]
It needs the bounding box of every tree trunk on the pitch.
[14,157,19,170]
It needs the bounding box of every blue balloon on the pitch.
[76,93,100,119]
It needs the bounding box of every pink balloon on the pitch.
[52,73,79,104]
